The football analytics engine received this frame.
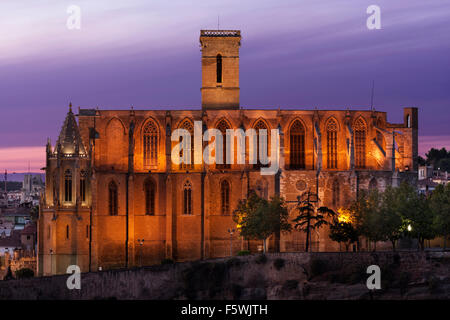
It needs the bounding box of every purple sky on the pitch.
[0,0,449,171]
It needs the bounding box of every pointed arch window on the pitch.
[80,170,86,203]
[143,120,158,167]
[216,120,231,169]
[327,119,338,169]
[64,169,72,202]
[253,120,269,169]
[179,119,194,170]
[108,181,118,216]
[289,120,305,169]
[183,181,192,215]
[332,179,340,208]
[221,180,230,215]
[144,178,156,215]
[216,54,222,83]
[354,119,366,169]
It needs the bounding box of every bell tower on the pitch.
[200,30,241,110]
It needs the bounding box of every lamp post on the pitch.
[137,239,145,267]
[227,229,235,256]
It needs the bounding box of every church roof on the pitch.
[55,103,87,156]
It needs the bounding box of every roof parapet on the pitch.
[200,30,240,37]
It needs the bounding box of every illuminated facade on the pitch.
[38,30,418,275]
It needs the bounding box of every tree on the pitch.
[430,184,450,249]
[379,186,404,251]
[15,268,34,279]
[329,221,359,251]
[293,198,336,252]
[396,182,436,250]
[30,205,39,221]
[418,156,427,166]
[233,191,292,253]
[3,266,14,281]
[425,147,450,171]
[350,190,384,250]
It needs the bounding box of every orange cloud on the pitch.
[0,146,46,173]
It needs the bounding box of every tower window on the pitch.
[144,178,156,215]
[143,120,158,167]
[216,54,222,83]
[221,180,230,215]
[66,225,70,240]
[108,181,118,216]
[327,119,338,169]
[289,120,306,169]
[183,181,192,215]
[64,169,72,202]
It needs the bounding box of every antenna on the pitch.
[4,170,6,195]
[370,80,375,111]
[217,15,220,30]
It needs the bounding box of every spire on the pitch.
[55,105,86,156]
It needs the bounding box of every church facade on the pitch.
[38,30,418,275]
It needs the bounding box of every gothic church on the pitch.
[38,30,418,275]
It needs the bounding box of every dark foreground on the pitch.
[0,252,449,300]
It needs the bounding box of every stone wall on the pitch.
[1,252,449,300]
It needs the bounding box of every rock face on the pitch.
[0,252,449,300]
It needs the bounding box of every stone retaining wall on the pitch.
[0,252,448,300]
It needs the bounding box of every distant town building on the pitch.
[22,174,44,206]
[418,165,449,195]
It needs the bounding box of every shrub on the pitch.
[161,258,174,265]
[273,258,285,270]
[237,250,250,256]
[15,268,34,279]
[255,254,267,264]
[310,259,327,277]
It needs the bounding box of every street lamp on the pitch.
[137,239,145,267]
[227,229,235,256]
